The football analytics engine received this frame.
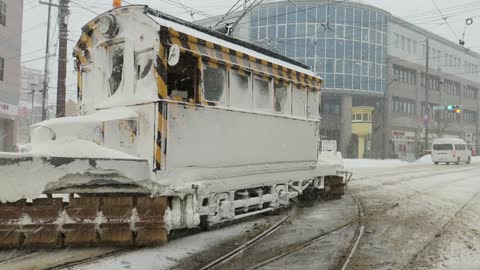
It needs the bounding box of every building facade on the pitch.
[0,0,23,151]
[198,0,480,159]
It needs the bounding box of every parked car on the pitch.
[431,138,471,165]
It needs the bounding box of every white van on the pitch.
[431,138,471,165]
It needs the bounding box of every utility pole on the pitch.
[56,0,69,118]
[39,0,58,121]
[424,38,430,151]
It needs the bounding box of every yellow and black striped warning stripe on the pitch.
[160,27,322,90]
[155,102,168,171]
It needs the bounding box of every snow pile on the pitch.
[30,137,137,159]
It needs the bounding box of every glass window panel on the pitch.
[326,39,335,57]
[250,28,258,40]
[336,60,344,73]
[354,8,361,25]
[287,24,296,37]
[362,10,369,28]
[326,59,334,72]
[307,24,316,36]
[369,44,375,62]
[376,64,381,78]
[345,26,353,40]
[369,11,376,29]
[336,6,345,24]
[278,25,285,38]
[354,26,361,41]
[286,39,295,57]
[345,60,353,74]
[277,6,286,24]
[361,42,368,61]
[316,38,325,57]
[306,58,314,69]
[268,25,276,39]
[297,5,307,23]
[297,23,306,37]
[328,5,335,24]
[306,39,315,57]
[369,62,375,76]
[336,40,344,58]
[361,76,368,90]
[368,77,375,91]
[325,73,334,88]
[354,61,361,74]
[276,40,286,55]
[204,65,227,103]
[307,5,316,23]
[370,29,376,43]
[250,9,259,28]
[315,59,325,73]
[335,74,344,88]
[259,7,268,26]
[362,62,368,76]
[259,27,266,39]
[317,5,326,23]
[292,85,307,117]
[287,5,296,24]
[230,70,252,109]
[346,7,353,25]
[345,74,353,89]
[336,24,344,38]
[345,40,353,59]
[362,28,368,42]
[268,7,277,25]
[354,41,361,60]
[296,39,306,57]
[274,82,291,114]
[254,77,272,111]
[353,75,360,89]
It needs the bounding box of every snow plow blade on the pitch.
[0,155,168,248]
[0,196,168,248]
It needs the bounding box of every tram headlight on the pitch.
[98,14,118,37]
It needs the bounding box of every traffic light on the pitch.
[447,105,462,113]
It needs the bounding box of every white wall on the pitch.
[166,104,319,168]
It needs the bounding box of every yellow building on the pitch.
[352,106,374,159]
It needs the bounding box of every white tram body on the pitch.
[0,5,348,238]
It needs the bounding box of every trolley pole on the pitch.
[424,38,430,151]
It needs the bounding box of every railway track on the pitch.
[407,189,480,268]
[200,192,365,270]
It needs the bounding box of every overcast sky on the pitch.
[20,0,480,103]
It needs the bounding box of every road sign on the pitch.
[432,105,445,110]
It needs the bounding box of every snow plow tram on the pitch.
[0,5,350,248]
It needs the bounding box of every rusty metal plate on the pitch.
[24,198,63,222]
[102,197,133,221]
[0,225,23,247]
[135,222,167,246]
[23,224,61,248]
[65,197,100,221]
[63,223,97,247]
[136,197,167,219]
[99,223,133,246]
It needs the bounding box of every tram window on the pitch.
[167,52,196,99]
[230,70,252,109]
[307,89,320,120]
[274,82,291,114]
[108,45,124,96]
[292,85,307,118]
[254,76,273,112]
[203,65,227,104]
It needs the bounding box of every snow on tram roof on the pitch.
[145,7,317,77]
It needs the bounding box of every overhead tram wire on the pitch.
[431,0,460,42]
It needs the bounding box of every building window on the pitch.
[0,0,5,26]
[394,33,399,48]
[393,65,415,85]
[393,97,415,115]
[0,57,3,81]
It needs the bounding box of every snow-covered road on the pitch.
[1,156,479,270]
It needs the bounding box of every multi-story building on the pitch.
[198,0,480,159]
[0,0,23,151]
